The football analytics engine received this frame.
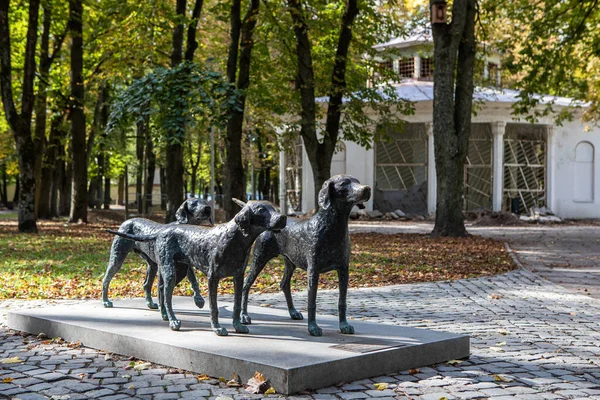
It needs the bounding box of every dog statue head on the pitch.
[175,198,213,226]
[232,198,287,237]
[318,175,371,212]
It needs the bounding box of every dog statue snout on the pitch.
[271,214,287,231]
[361,185,372,202]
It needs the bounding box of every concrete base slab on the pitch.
[8,297,469,394]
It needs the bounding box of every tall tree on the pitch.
[0,0,41,232]
[429,0,476,237]
[287,0,359,209]
[165,0,204,222]
[34,2,67,219]
[68,0,88,222]
[224,0,260,220]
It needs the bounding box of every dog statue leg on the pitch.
[241,239,276,325]
[232,274,249,334]
[142,260,159,309]
[186,266,205,309]
[161,266,181,331]
[102,236,134,308]
[307,271,322,336]
[281,258,303,320]
[337,268,354,334]
[157,274,168,321]
[208,275,228,336]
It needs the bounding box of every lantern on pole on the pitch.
[431,0,447,24]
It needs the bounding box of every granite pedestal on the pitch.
[8,297,469,394]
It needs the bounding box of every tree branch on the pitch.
[184,0,204,61]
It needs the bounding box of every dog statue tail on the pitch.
[106,230,156,242]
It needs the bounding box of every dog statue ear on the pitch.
[234,207,252,236]
[175,201,189,224]
[318,179,333,210]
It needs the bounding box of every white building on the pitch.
[281,34,599,219]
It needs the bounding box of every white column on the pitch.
[546,125,556,212]
[279,148,287,215]
[426,122,436,214]
[491,122,506,211]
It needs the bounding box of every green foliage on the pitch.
[487,0,600,123]
[106,61,240,146]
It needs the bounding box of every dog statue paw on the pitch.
[233,322,249,334]
[102,300,113,308]
[289,308,304,320]
[193,295,205,309]
[308,323,323,337]
[339,321,355,334]
[146,299,158,310]
[213,326,228,336]
[169,319,181,331]
[240,313,252,325]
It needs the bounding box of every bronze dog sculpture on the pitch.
[108,199,287,335]
[241,175,371,336]
[102,198,212,309]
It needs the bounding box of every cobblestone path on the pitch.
[2,266,600,399]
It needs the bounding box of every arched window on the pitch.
[574,141,594,202]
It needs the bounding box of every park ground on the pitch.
[0,213,600,399]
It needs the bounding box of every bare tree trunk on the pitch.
[103,157,111,210]
[136,120,144,214]
[430,0,476,237]
[287,0,358,209]
[0,0,40,232]
[143,126,155,213]
[0,163,7,207]
[224,0,260,220]
[68,0,87,223]
[40,112,65,218]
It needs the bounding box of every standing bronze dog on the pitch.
[241,175,371,336]
[108,199,286,335]
[102,198,212,309]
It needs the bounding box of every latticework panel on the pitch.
[285,137,303,211]
[502,124,547,214]
[464,124,493,210]
[376,124,428,191]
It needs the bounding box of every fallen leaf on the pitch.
[409,368,420,375]
[133,362,151,371]
[446,359,463,365]
[246,371,271,394]
[373,382,388,390]
[490,293,502,300]
[260,304,272,307]
[218,376,227,383]
[493,374,513,382]
[226,372,242,387]
[264,387,276,395]
[121,375,132,379]
[50,396,70,400]
[497,329,509,335]
[570,312,577,316]
[0,357,24,364]
[495,341,507,346]
[197,374,210,381]
[3,377,13,383]
[77,373,86,379]
[489,346,505,352]
[439,397,448,400]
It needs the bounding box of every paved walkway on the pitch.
[0,223,599,399]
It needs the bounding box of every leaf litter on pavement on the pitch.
[0,221,516,300]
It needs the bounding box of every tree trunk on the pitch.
[136,120,144,214]
[287,0,358,210]
[68,0,87,223]
[117,175,124,206]
[0,163,7,207]
[224,0,260,220]
[143,127,155,214]
[430,0,475,237]
[0,0,40,232]
[103,158,111,209]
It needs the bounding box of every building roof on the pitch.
[373,31,432,50]
[318,80,586,108]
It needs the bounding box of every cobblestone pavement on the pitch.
[350,223,600,300]
[1,223,600,399]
